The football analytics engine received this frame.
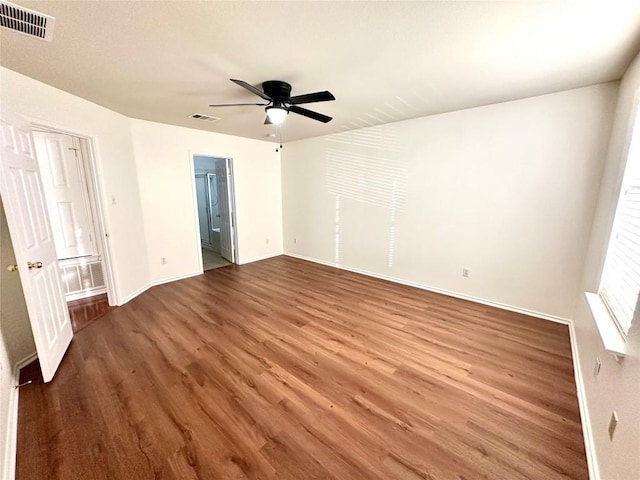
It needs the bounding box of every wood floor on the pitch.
[67,293,113,333]
[17,256,588,480]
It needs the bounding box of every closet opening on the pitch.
[31,127,115,306]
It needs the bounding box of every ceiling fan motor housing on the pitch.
[263,81,292,103]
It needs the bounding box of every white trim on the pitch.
[584,292,627,356]
[116,283,152,306]
[3,372,18,480]
[3,352,38,480]
[284,252,570,324]
[150,271,201,288]
[65,286,107,303]
[566,321,600,480]
[79,137,118,307]
[190,152,206,271]
[238,251,283,266]
[116,271,202,306]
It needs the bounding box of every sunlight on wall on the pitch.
[334,195,341,265]
[389,180,399,267]
[325,126,407,267]
[334,93,436,133]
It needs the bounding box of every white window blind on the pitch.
[599,106,640,337]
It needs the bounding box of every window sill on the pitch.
[584,292,627,357]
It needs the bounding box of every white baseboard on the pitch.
[116,253,285,305]
[285,252,597,480]
[567,322,599,480]
[284,252,570,324]
[116,282,152,306]
[238,251,282,265]
[3,352,37,480]
[3,372,18,480]
[116,271,202,306]
[150,271,201,288]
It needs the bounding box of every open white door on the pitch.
[215,159,235,263]
[0,115,73,383]
[32,131,98,260]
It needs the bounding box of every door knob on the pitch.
[6,264,18,272]
[27,261,43,269]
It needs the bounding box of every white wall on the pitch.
[0,67,149,305]
[130,119,283,283]
[573,54,640,480]
[0,200,35,365]
[0,326,11,480]
[0,198,32,480]
[282,83,617,320]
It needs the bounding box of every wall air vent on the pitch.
[0,1,55,41]
[189,113,220,123]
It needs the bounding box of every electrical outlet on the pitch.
[160,257,167,265]
[608,411,618,440]
[293,238,297,244]
[266,239,270,245]
[594,357,602,377]
[462,268,470,278]
[111,195,117,205]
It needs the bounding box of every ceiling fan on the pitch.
[209,79,335,125]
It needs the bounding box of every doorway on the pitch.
[193,155,237,271]
[31,128,114,304]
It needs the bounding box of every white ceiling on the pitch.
[2,1,640,143]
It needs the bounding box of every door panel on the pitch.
[0,115,73,383]
[215,159,234,262]
[33,132,97,259]
[195,174,212,247]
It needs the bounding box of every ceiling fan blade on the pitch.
[288,105,332,123]
[209,102,269,107]
[264,115,273,125]
[230,79,272,101]
[289,91,335,105]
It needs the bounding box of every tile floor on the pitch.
[202,248,231,271]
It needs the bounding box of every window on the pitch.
[599,102,640,338]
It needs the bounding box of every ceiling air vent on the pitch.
[189,113,220,123]
[0,1,55,41]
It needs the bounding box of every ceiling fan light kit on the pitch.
[210,79,335,126]
[265,105,288,124]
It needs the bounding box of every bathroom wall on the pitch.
[194,156,221,231]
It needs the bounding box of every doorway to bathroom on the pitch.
[193,155,237,271]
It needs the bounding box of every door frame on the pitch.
[194,172,214,249]
[30,123,117,306]
[190,152,239,270]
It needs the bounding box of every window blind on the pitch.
[600,111,640,337]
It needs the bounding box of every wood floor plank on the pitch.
[17,256,588,479]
